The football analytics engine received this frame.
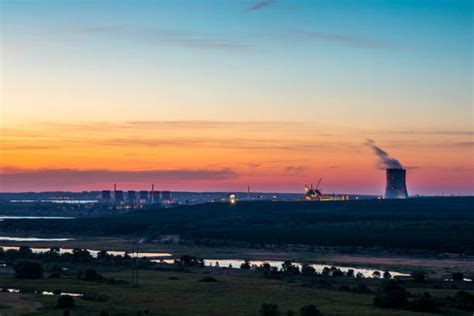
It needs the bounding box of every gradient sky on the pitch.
[1,0,473,194]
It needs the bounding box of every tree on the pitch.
[373,280,408,309]
[260,303,279,316]
[97,250,108,261]
[451,272,464,281]
[282,261,299,274]
[57,295,74,309]
[383,271,392,279]
[346,269,354,278]
[411,271,426,282]
[19,246,32,256]
[14,261,44,279]
[409,292,439,313]
[240,260,251,270]
[300,304,321,316]
[82,268,103,281]
[372,271,381,278]
[301,263,315,276]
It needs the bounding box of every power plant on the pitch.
[100,184,173,206]
[384,168,408,199]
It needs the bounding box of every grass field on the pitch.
[1,266,471,316]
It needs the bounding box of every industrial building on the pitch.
[100,184,172,206]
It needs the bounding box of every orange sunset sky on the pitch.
[1,0,473,195]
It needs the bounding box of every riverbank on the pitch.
[1,237,473,279]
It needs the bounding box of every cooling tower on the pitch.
[384,168,408,199]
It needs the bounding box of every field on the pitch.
[0,264,472,316]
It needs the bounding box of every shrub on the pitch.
[82,268,103,281]
[411,271,426,282]
[48,272,61,279]
[199,276,217,283]
[14,261,44,279]
[356,283,371,293]
[57,295,74,309]
[338,284,350,291]
[451,272,464,281]
[373,280,408,309]
[409,292,439,313]
[447,290,474,311]
[300,304,321,316]
[260,303,279,316]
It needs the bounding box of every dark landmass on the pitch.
[1,197,473,253]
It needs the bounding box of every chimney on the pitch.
[384,168,408,199]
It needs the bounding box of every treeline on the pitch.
[1,197,474,253]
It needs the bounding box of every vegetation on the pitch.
[1,197,473,253]
[13,260,44,279]
[56,295,74,309]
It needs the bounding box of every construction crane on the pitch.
[304,178,323,201]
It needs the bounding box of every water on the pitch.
[0,216,74,221]
[0,237,73,242]
[151,258,410,279]
[10,200,97,204]
[1,246,171,258]
[1,288,83,297]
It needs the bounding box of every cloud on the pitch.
[73,25,251,52]
[246,0,275,12]
[292,30,393,50]
[0,168,238,190]
[284,166,309,173]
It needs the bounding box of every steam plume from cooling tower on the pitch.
[366,139,403,169]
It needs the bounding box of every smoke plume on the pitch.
[366,139,403,169]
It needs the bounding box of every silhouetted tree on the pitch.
[373,280,408,309]
[383,271,392,279]
[301,263,315,276]
[451,272,464,281]
[57,295,74,309]
[240,260,251,269]
[82,268,103,281]
[14,261,43,279]
[409,292,439,313]
[300,304,321,316]
[411,271,426,282]
[282,261,299,274]
[372,271,381,278]
[260,303,279,316]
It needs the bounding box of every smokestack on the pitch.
[385,168,408,199]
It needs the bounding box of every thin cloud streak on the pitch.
[246,0,275,12]
[292,30,394,50]
[0,168,238,189]
[72,25,251,52]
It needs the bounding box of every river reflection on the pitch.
[0,246,171,258]
[152,258,409,279]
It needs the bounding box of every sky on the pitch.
[0,0,473,195]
